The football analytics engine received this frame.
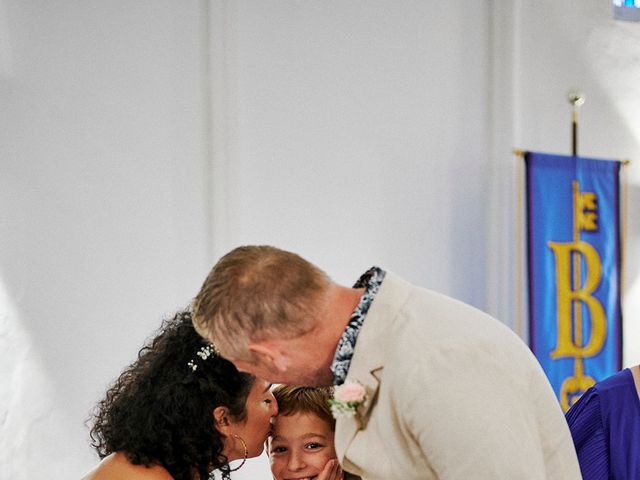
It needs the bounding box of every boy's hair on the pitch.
[272,385,335,430]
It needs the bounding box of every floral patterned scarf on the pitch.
[330,266,386,386]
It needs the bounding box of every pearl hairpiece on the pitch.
[187,344,218,371]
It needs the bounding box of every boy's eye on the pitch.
[304,442,323,450]
[271,445,287,454]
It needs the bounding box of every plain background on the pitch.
[1,1,639,478]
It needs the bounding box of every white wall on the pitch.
[0,1,210,478]
[209,0,492,310]
[2,1,640,479]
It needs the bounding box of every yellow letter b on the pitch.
[547,241,606,359]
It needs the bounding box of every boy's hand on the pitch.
[317,459,344,480]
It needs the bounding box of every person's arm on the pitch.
[565,388,608,479]
[397,346,570,479]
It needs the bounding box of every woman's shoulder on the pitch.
[594,368,634,393]
[587,368,638,413]
[566,368,639,433]
[81,452,174,480]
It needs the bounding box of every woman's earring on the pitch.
[228,434,248,472]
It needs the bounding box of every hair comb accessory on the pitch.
[187,343,219,371]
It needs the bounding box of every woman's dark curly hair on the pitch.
[88,310,254,480]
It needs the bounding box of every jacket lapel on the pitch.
[334,271,412,467]
[334,366,381,460]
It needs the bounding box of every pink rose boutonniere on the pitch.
[330,382,367,419]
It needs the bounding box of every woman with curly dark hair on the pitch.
[83,310,277,480]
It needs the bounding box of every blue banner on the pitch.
[526,152,622,412]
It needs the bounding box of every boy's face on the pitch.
[269,411,337,480]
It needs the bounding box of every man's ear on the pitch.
[213,406,232,435]
[248,341,288,373]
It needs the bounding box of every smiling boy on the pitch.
[269,385,360,480]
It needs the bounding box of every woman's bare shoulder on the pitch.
[81,452,173,480]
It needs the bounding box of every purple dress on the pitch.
[565,368,640,479]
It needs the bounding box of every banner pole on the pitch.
[620,159,631,300]
[568,91,585,156]
[513,149,525,339]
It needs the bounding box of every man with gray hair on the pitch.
[192,245,581,480]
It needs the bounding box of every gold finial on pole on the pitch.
[568,90,585,156]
